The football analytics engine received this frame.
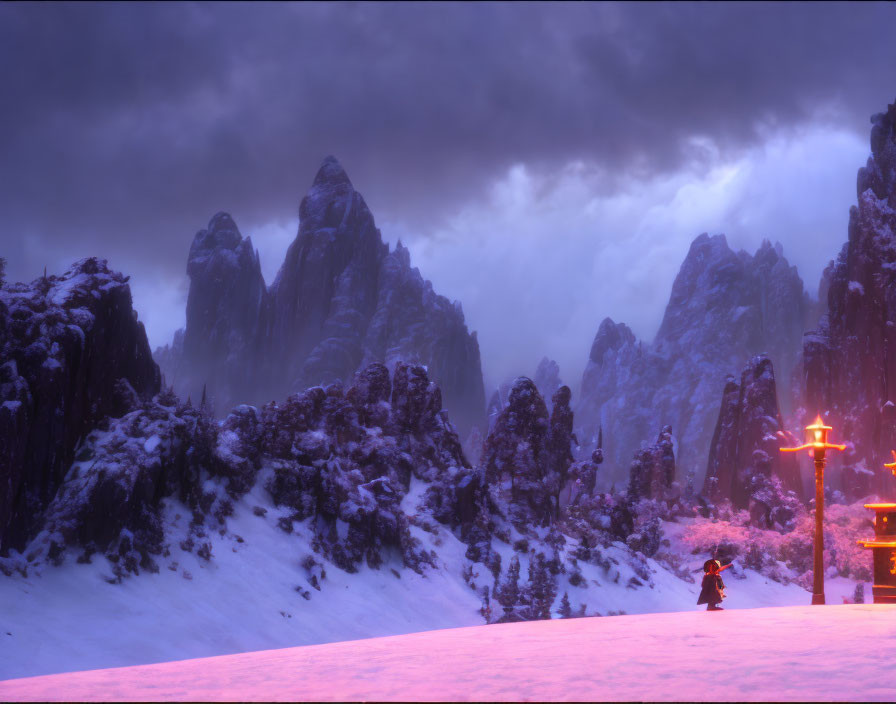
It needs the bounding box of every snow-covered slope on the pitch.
[0,362,869,683]
[0,480,481,680]
[0,468,864,681]
[3,604,894,702]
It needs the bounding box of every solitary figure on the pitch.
[697,559,728,611]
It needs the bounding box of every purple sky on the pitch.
[2,2,895,390]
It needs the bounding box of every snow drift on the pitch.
[2,605,895,702]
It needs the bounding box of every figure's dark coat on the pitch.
[697,573,725,605]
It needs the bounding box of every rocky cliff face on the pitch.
[0,258,161,553]
[801,100,896,499]
[627,425,677,503]
[181,212,269,409]
[269,158,385,393]
[703,355,800,512]
[156,157,485,436]
[577,235,810,491]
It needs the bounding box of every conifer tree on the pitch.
[525,552,556,620]
[545,524,565,575]
[546,386,576,518]
[496,554,521,618]
[558,591,572,619]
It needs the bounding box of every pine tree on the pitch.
[486,550,502,580]
[496,554,521,618]
[464,495,493,563]
[558,591,572,619]
[546,386,575,520]
[0,256,6,286]
[525,552,556,620]
[480,585,492,623]
[545,525,565,575]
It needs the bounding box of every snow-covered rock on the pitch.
[703,355,801,514]
[0,258,160,554]
[482,377,554,526]
[11,361,478,581]
[627,425,676,503]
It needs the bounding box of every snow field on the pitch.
[3,604,896,702]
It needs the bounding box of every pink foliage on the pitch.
[680,500,873,583]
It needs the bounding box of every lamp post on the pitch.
[780,415,846,605]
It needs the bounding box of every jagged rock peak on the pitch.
[755,238,786,263]
[588,318,636,364]
[676,232,733,273]
[209,211,241,238]
[298,155,365,233]
[655,231,806,355]
[191,212,243,252]
[157,155,486,436]
[313,155,354,189]
[392,240,412,267]
[187,212,260,278]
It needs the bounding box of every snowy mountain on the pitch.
[155,157,486,436]
[0,345,870,681]
[801,100,896,500]
[577,235,811,492]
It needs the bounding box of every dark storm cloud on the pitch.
[0,1,894,298]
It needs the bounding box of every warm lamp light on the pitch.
[885,450,896,477]
[780,415,846,460]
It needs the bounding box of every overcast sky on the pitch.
[2,2,895,391]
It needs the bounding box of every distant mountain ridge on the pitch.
[155,156,486,436]
[576,234,811,490]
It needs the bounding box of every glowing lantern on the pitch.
[885,450,896,477]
